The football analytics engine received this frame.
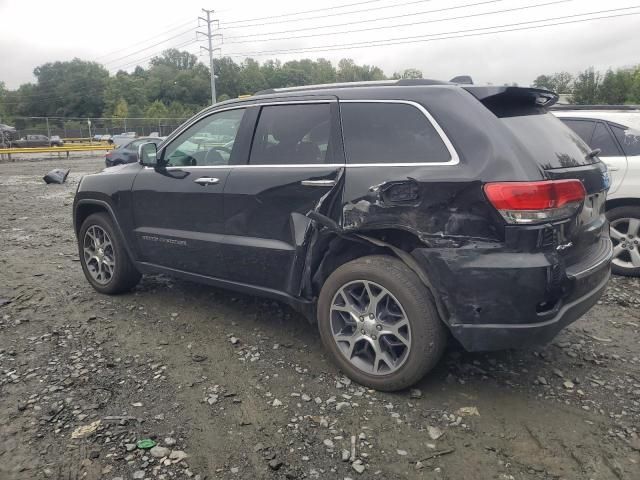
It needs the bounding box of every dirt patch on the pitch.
[1,157,639,479]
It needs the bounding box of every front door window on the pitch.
[163,108,245,167]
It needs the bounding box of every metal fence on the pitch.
[2,116,189,141]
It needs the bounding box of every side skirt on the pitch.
[136,261,316,320]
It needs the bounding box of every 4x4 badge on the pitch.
[556,241,573,251]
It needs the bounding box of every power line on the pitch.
[220,0,387,25]
[219,0,435,28]
[223,5,640,57]
[222,0,502,40]
[93,18,196,61]
[223,0,564,45]
[101,28,195,66]
[107,40,200,73]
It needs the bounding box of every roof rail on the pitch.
[550,104,640,111]
[254,78,450,96]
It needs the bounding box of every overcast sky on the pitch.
[1,0,639,89]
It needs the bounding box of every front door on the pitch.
[222,100,344,294]
[131,107,251,278]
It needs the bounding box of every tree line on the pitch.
[1,49,639,123]
[533,65,640,104]
[0,49,422,121]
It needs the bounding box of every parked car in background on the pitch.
[554,110,640,277]
[105,137,164,167]
[50,135,64,146]
[75,80,612,391]
[14,134,64,147]
[111,132,137,147]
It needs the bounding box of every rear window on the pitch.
[340,102,451,164]
[611,125,640,156]
[500,112,596,168]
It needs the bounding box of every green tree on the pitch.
[31,58,109,116]
[0,81,6,119]
[145,100,168,118]
[597,68,633,104]
[401,68,423,79]
[214,57,243,98]
[239,58,268,94]
[573,68,601,104]
[150,49,199,70]
[533,72,573,93]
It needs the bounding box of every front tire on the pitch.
[608,206,640,277]
[78,213,141,294]
[317,255,446,391]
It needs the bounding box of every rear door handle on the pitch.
[194,177,220,186]
[301,179,336,187]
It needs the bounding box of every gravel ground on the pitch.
[1,157,639,480]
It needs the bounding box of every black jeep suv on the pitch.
[73,79,612,391]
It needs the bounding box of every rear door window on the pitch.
[249,103,332,165]
[591,122,621,157]
[340,102,451,164]
[561,119,596,145]
[611,125,640,156]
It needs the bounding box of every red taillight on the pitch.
[484,180,586,224]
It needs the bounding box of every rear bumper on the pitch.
[412,237,612,351]
[449,267,609,351]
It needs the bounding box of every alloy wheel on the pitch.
[610,217,640,270]
[83,225,116,285]
[330,280,411,376]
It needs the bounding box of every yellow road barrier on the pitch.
[0,144,114,160]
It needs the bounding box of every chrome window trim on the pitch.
[152,98,460,170]
[339,99,459,166]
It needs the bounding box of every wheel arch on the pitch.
[606,197,640,211]
[308,227,449,323]
[74,199,137,262]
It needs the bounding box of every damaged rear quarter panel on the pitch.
[338,87,545,243]
[334,88,571,329]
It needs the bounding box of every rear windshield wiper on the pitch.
[586,148,601,159]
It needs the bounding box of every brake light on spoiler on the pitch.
[484,180,586,224]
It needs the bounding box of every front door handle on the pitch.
[604,163,620,172]
[194,177,220,186]
[301,179,336,187]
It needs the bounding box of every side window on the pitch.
[591,122,621,157]
[611,125,640,156]
[163,108,245,166]
[249,104,331,165]
[340,102,451,164]
[561,119,596,145]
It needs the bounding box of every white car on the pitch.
[554,110,640,276]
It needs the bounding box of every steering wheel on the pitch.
[204,146,232,165]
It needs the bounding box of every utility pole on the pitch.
[197,9,222,105]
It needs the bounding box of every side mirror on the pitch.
[138,142,159,167]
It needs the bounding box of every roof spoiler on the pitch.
[463,86,559,112]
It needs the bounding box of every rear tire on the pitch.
[78,212,141,294]
[317,255,446,391]
[607,206,640,277]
